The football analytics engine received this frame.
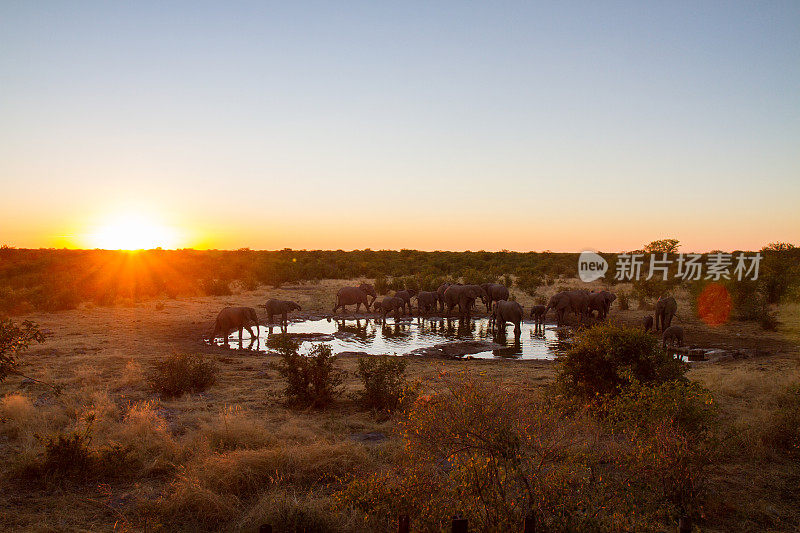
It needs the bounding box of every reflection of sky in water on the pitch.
[211,317,570,360]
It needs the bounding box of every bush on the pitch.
[200,278,232,296]
[515,269,542,296]
[374,274,389,295]
[37,425,95,480]
[149,353,217,397]
[617,291,630,310]
[606,379,716,440]
[24,417,139,482]
[335,374,615,531]
[605,380,717,516]
[355,356,408,411]
[762,382,800,455]
[557,324,686,402]
[335,372,715,531]
[270,336,344,408]
[0,319,45,383]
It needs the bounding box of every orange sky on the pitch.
[1,3,798,253]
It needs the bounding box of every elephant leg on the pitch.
[222,327,231,347]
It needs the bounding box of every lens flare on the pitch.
[697,283,732,326]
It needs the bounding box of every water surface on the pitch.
[211,317,570,360]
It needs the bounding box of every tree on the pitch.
[0,319,44,383]
[763,242,796,252]
[644,239,680,254]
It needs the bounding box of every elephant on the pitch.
[481,283,509,312]
[333,286,372,314]
[463,285,489,311]
[655,296,678,332]
[442,284,484,319]
[437,282,455,312]
[394,289,418,316]
[529,304,547,328]
[643,315,654,332]
[588,290,616,320]
[210,306,260,345]
[263,299,301,327]
[545,290,589,326]
[376,296,405,321]
[492,300,523,336]
[662,325,684,349]
[371,298,383,313]
[358,283,378,307]
[415,291,438,315]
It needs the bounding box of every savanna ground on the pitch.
[1,274,799,532]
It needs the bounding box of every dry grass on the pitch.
[0,278,798,531]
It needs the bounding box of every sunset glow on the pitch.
[85,213,181,250]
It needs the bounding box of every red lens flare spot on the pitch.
[697,283,731,326]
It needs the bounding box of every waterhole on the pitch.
[210,317,572,360]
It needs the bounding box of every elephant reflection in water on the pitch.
[220,334,259,352]
[381,322,410,339]
[492,338,522,358]
[493,320,522,348]
[267,324,287,335]
[334,318,375,342]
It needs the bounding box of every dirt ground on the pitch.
[2,278,799,531]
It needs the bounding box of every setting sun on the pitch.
[85,213,181,250]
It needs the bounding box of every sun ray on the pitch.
[85,213,181,250]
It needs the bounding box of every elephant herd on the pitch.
[208,283,686,350]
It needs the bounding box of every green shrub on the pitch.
[617,291,630,310]
[605,380,718,516]
[44,287,81,311]
[38,426,95,480]
[200,278,232,296]
[515,269,542,296]
[24,417,139,482]
[0,319,45,383]
[557,324,686,402]
[355,356,408,411]
[270,336,344,408]
[606,379,716,439]
[149,353,217,397]
[762,382,800,455]
[335,374,616,531]
[374,274,389,295]
[461,268,495,286]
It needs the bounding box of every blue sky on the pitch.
[1,1,798,251]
